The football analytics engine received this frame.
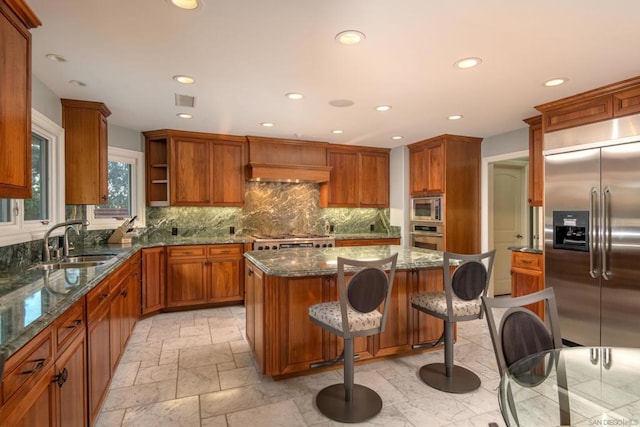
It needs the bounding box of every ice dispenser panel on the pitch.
[553,211,589,252]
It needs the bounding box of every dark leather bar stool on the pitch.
[308,253,398,423]
[411,250,495,393]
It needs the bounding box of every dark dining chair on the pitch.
[482,287,569,426]
[308,253,398,423]
[411,249,496,393]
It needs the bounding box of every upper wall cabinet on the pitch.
[408,134,483,254]
[523,115,543,207]
[143,129,246,207]
[62,99,111,204]
[0,0,40,198]
[536,75,640,133]
[324,145,390,208]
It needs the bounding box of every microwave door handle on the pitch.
[602,186,612,281]
[589,186,599,279]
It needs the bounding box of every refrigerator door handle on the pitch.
[602,186,612,281]
[589,186,599,278]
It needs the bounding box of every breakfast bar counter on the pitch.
[243,245,448,378]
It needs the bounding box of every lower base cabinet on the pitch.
[55,333,87,427]
[245,261,445,378]
[511,251,545,319]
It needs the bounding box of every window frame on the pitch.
[86,146,146,230]
[0,109,65,246]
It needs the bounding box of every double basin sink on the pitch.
[30,254,117,271]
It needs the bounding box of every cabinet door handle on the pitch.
[121,290,128,298]
[248,268,253,276]
[53,367,68,388]
[101,195,108,201]
[66,319,83,329]
[21,358,45,375]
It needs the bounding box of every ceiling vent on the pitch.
[175,93,196,108]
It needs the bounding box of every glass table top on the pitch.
[499,347,640,426]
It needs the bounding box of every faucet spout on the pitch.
[43,220,89,262]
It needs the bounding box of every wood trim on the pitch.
[613,86,640,117]
[541,95,612,133]
[535,75,640,112]
[407,133,483,149]
[60,98,111,117]
[142,129,246,143]
[247,162,332,183]
[3,0,41,28]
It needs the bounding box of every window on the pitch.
[0,109,64,246]
[87,147,145,229]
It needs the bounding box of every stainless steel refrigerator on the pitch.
[545,136,640,347]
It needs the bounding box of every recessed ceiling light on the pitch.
[173,75,195,84]
[69,80,86,87]
[448,114,463,120]
[332,130,343,134]
[177,113,193,119]
[454,57,482,69]
[375,105,392,112]
[335,30,366,45]
[46,53,66,62]
[544,78,568,87]
[286,92,303,100]
[391,136,403,140]
[260,122,275,127]
[168,0,200,10]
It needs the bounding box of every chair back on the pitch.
[442,250,496,322]
[337,253,398,339]
[482,287,562,377]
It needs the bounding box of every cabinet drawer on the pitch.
[511,252,542,271]
[108,263,129,293]
[87,278,112,319]
[167,246,207,258]
[208,244,242,257]
[2,329,52,404]
[55,298,85,356]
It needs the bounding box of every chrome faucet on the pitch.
[42,220,89,262]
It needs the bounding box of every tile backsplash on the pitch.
[0,182,393,271]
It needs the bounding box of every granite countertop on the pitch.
[332,232,401,240]
[507,246,543,254]
[244,245,448,277]
[0,232,400,361]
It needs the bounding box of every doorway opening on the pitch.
[481,150,531,297]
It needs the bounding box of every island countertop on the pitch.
[244,245,448,277]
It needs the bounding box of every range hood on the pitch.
[245,136,332,183]
[246,162,332,183]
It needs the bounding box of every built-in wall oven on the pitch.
[410,196,443,222]
[410,222,444,251]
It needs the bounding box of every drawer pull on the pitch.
[99,293,109,301]
[21,358,45,375]
[53,367,68,388]
[521,260,533,264]
[66,319,82,328]
[121,290,128,298]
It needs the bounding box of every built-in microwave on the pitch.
[411,196,443,222]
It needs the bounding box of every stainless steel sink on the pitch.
[30,254,117,271]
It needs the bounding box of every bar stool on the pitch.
[411,250,495,393]
[308,253,398,423]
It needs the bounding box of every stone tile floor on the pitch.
[96,305,507,426]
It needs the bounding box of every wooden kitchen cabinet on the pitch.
[167,244,245,308]
[244,262,265,371]
[0,0,40,198]
[336,237,400,247]
[511,251,545,319]
[408,134,483,254]
[536,76,640,133]
[142,247,166,314]
[524,115,543,207]
[62,99,111,204]
[87,278,112,424]
[54,332,87,427]
[143,129,246,207]
[409,140,444,195]
[410,268,446,345]
[325,145,390,207]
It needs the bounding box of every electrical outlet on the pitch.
[370,224,375,232]
[230,226,235,235]
[171,227,178,236]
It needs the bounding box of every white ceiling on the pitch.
[29,0,640,149]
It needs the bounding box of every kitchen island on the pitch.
[243,245,449,378]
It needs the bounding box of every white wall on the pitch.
[389,145,409,245]
[482,127,528,158]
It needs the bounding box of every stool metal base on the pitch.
[419,363,481,393]
[316,383,382,423]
